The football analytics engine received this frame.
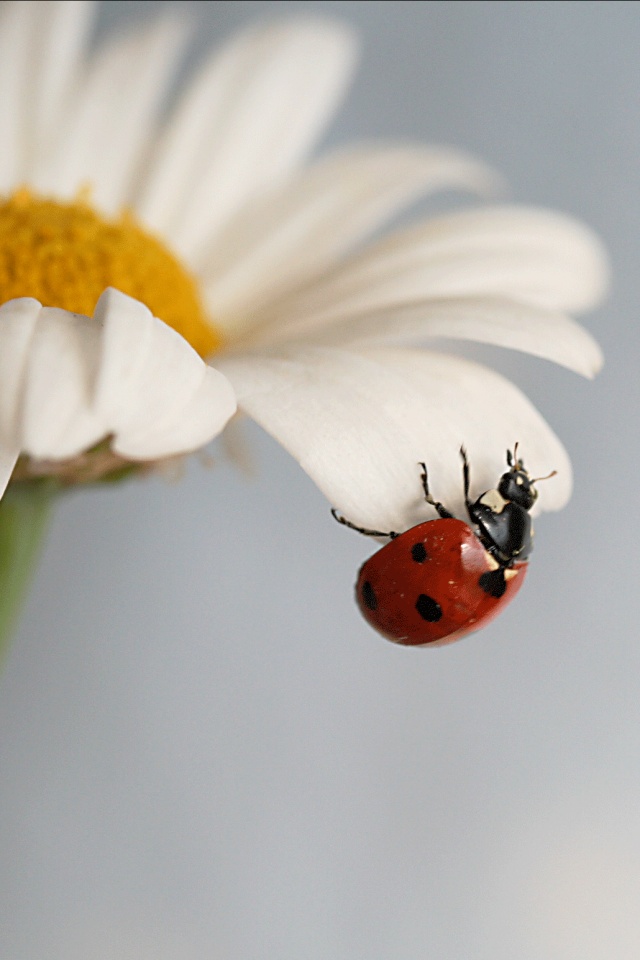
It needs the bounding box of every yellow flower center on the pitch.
[0,189,220,357]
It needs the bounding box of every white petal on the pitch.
[40,13,189,212]
[262,206,609,330]
[0,0,34,189]
[218,345,571,533]
[199,145,500,332]
[113,365,236,460]
[27,0,96,179]
[93,289,236,459]
[9,290,235,465]
[0,298,43,444]
[137,18,357,259]
[20,306,105,459]
[250,295,603,379]
[0,0,96,188]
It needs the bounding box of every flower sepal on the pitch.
[10,438,147,488]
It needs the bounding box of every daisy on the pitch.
[0,0,607,539]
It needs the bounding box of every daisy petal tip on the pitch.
[286,14,360,62]
[585,337,604,379]
[94,286,151,320]
[111,364,236,462]
[559,318,604,380]
[576,227,610,313]
[457,156,508,200]
[524,206,610,312]
[415,146,506,200]
[0,296,44,319]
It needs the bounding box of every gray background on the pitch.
[1,2,638,958]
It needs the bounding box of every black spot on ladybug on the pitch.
[361,580,378,611]
[478,568,507,598]
[415,594,442,622]
[411,542,428,563]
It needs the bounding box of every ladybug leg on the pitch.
[331,508,399,539]
[419,462,454,519]
[461,446,496,552]
[460,445,474,518]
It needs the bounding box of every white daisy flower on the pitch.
[0,0,607,533]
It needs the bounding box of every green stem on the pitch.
[0,483,56,663]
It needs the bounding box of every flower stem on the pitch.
[0,483,55,663]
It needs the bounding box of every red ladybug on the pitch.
[333,446,555,647]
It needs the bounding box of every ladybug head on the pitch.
[498,444,556,511]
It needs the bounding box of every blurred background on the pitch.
[1,2,638,958]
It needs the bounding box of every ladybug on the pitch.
[332,446,555,647]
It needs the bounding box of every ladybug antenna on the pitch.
[506,442,520,469]
[531,469,558,484]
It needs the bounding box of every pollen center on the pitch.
[0,189,220,357]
